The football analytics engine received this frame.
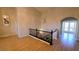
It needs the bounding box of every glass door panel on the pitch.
[64,22,69,31]
[61,19,77,46]
[69,21,75,32]
[63,33,68,40]
[68,33,74,41]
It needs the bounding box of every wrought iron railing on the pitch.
[29,28,58,45]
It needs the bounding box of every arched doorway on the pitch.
[61,17,78,47]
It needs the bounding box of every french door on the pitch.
[61,19,77,45]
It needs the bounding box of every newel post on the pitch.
[50,30,53,45]
[36,28,38,37]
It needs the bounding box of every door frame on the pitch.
[60,17,78,40]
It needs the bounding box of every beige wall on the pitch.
[1,7,79,38]
[16,7,41,37]
[40,8,79,39]
[0,8,17,37]
[0,7,41,38]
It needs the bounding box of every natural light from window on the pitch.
[61,18,77,47]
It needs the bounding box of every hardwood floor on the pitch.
[0,36,52,51]
[0,35,79,51]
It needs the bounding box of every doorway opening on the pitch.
[61,17,78,47]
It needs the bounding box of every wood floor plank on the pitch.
[0,35,79,51]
